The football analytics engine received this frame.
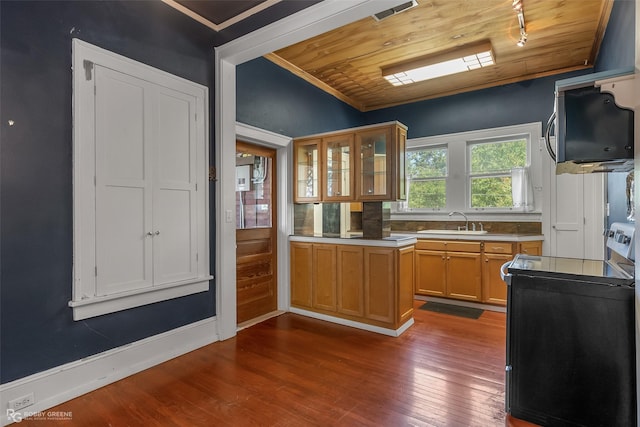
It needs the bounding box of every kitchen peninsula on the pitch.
[289,234,416,337]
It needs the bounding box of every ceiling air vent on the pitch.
[373,0,418,21]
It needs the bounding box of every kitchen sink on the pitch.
[417,229,488,235]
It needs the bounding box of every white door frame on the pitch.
[235,122,292,316]
[214,0,400,340]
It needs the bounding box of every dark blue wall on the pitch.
[595,0,636,72]
[363,72,587,139]
[0,1,218,383]
[237,57,365,137]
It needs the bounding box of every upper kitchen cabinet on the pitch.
[293,122,407,203]
[356,123,406,201]
[323,133,354,202]
[294,138,321,203]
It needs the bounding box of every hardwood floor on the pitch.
[21,301,538,426]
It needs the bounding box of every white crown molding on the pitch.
[161,0,282,32]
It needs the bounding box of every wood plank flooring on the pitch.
[21,301,538,426]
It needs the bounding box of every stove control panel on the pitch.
[606,222,635,261]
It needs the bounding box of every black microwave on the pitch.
[551,69,635,174]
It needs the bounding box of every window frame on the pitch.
[405,144,449,211]
[466,136,530,211]
[394,122,542,220]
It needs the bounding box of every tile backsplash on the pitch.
[391,220,542,234]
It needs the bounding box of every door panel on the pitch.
[553,173,585,258]
[236,142,277,324]
[95,66,152,295]
[154,89,198,284]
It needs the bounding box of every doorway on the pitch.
[235,141,278,325]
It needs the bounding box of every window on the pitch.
[469,138,527,208]
[396,122,541,216]
[406,146,447,209]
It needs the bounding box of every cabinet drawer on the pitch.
[446,241,482,253]
[416,240,447,251]
[484,243,515,254]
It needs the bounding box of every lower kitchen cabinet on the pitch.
[313,244,337,311]
[415,240,482,302]
[290,241,414,332]
[290,242,313,308]
[483,252,513,305]
[416,239,543,307]
[447,251,482,301]
[337,245,364,316]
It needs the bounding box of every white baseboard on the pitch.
[0,317,219,426]
[289,307,414,337]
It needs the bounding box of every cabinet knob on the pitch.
[155,230,160,235]
[147,232,154,236]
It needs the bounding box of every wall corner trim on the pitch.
[0,317,218,426]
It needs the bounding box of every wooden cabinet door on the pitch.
[446,252,482,302]
[397,245,415,326]
[290,242,313,308]
[337,245,364,316]
[483,253,513,305]
[415,250,446,296]
[364,247,395,323]
[323,134,354,201]
[313,244,337,311]
[293,138,321,203]
[355,127,393,201]
[518,241,542,256]
[394,125,407,201]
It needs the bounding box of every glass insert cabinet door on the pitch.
[323,133,354,201]
[356,127,392,199]
[294,138,321,202]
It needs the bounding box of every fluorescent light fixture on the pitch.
[381,41,494,86]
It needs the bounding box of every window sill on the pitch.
[69,276,213,320]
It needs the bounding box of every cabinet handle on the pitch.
[447,257,450,260]
[442,256,445,260]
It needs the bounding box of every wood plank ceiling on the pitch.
[266,0,614,111]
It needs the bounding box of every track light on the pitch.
[514,2,527,47]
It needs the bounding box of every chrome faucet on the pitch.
[449,211,469,231]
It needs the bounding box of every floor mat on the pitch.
[418,302,484,319]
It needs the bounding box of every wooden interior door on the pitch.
[236,141,277,324]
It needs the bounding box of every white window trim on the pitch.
[394,122,543,221]
[71,39,212,320]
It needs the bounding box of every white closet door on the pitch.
[152,88,198,285]
[95,66,153,295]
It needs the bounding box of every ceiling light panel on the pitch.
[382,42,495,86]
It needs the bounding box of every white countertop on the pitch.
[289,234,417,247]
[290,232,544,246]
